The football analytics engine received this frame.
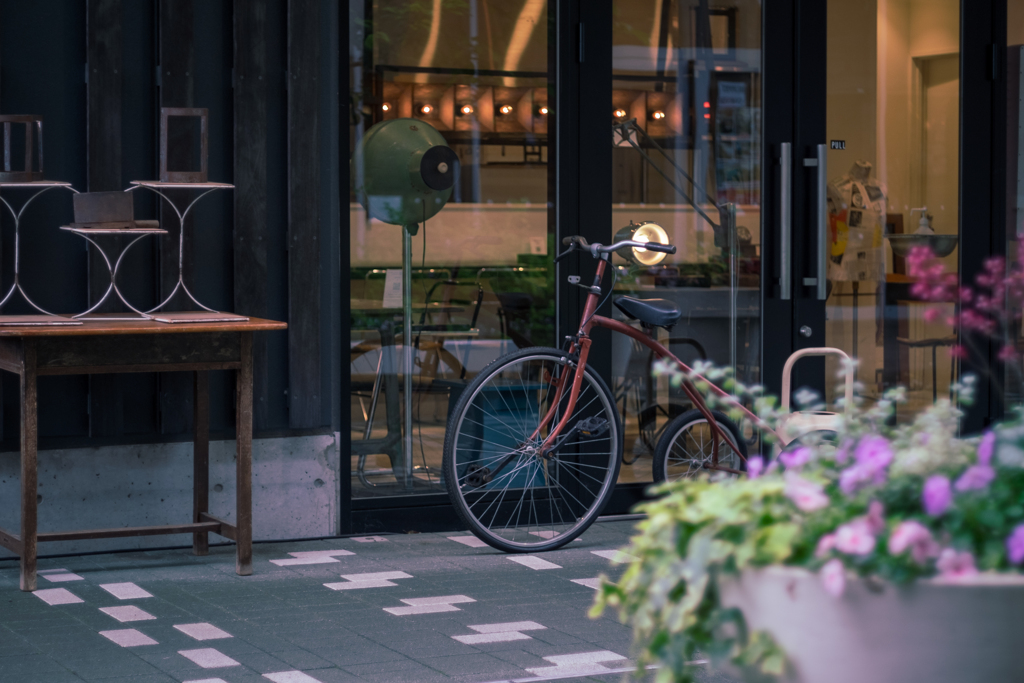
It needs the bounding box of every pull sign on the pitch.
[830,140,846,150]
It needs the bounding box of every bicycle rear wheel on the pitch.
[442,347,622,552]
[652,409,747,483]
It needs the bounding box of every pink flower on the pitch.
[840,436,894,494]
[999,345,1018,362]
[923,308,941,324]
[834,439,853,465]
[936,548,978,580]
[888,521,940,565]
[820,559,846,597]
[865,500,886,534]
[779,446,812,470]
[815,533,837,559]
[922,475,952,516]
[747,456,764,479]
[949,345,967,359]
[977,431,996,467]
[1007,524,1024,565]
[954,465,995,492]
[834,519,876,555]
[784,472,830,512]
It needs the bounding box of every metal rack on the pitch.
[60,223,168,321]
[0,181,81,325]
[127,181,247,323]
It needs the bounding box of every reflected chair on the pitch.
[896,335,958,402]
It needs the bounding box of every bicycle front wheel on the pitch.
[442,347,622,552]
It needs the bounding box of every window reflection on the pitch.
[611,0,762,483]
[349,0,553,497]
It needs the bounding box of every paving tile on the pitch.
[99,629,159,647]
[33,589,84,606]
[99,583,153,600]
[38,569,85,583]
[177,648,240,669]
[447,536,488,548]
[591,549,636,563]
[174,623,233,641]
[263,671,325,683]
[507,555,562,570]
[100,606,157,623]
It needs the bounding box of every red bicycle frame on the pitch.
[530,256,776,474]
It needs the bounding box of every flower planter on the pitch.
[719,566,1024,683]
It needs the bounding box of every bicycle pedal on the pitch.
[576,416,610,438]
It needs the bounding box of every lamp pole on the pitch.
[402,223,418,489]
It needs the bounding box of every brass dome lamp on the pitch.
[613,221,671,266]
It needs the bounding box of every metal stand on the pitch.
[401,223,417,489]
[0,181,81,324]
[61,225,167,321]
[127,181,246,322]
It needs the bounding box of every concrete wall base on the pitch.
[0,433,340,559]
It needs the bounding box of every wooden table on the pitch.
[0,318,286,591]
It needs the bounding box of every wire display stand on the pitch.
[60,223,168,321]
[0,181,82,325]
[127,181,248,323]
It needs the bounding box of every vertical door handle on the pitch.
[815,143,827,300]
[779,142,792,300]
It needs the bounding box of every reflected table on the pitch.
[350,299,467,490]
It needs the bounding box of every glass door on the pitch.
[814,0,962,418]
[348,1,555,502]
[608,0,763,485]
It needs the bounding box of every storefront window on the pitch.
[610,0,762,483]
[824,0,961,420]
[348,1,553,497]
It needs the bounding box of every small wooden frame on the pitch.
[159,107,209,183]
[0,115,43,182]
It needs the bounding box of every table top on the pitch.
[0,180,73,188]
[0,317,286,337]
[351,299,462,312]
[130,181,234,189]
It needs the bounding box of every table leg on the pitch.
[193,371,210,556]
[20,341,37,592]
[236,333,254,575]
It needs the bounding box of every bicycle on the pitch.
[442,231,766,552]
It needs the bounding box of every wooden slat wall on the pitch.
[286,0,321,428]
[86,0,124,437]
[234,0,270,429]
[157,0,196,435]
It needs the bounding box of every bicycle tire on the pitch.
[442,347,623,552]
[652,409,747,483]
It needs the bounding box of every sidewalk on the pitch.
[0,519,718,683]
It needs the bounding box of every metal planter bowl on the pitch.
[886,234,958,258]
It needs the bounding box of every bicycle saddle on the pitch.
[613,296,682,329]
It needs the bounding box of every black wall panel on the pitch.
[0,0,336,451]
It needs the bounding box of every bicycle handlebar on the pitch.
[556,235,677,262]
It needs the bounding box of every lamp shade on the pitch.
[354,119,460,226]
[614,221,671,266]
